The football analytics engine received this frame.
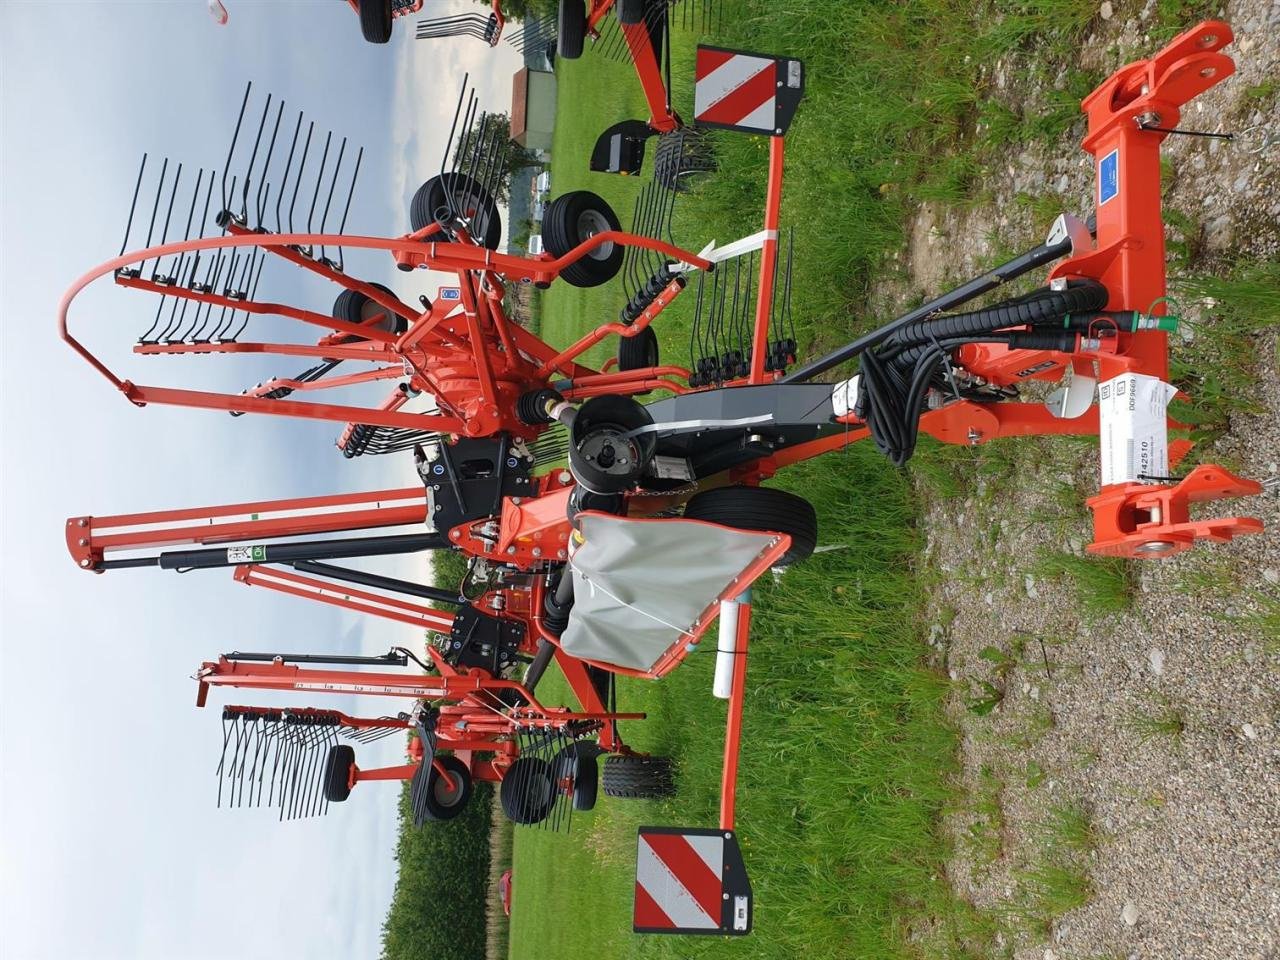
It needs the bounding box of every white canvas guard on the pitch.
[560,513,781,673]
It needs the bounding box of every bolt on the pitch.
[78,519,88,528]
[507,546,516,555]
[967,427,982,445]
[558,471,572,484]
[558,549,567,559]
[451,530,461,539]
[532,548,542,558]
[79,539,88,547]
[80,559,91,568]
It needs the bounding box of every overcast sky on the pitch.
[1,3,521,958]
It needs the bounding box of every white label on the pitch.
[733,896,750,931]
[1097,373,1177,485]
[831,375,860,418]
[226,545,266,563]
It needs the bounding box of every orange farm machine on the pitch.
[60,23,1263,936]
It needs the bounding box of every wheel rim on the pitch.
[433,769,466,807]
[576,209,614,260]
[358,297,393,329]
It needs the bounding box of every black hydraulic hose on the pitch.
[881,280,1107,355]
[780,235,1075,383]
[521,639,558,695]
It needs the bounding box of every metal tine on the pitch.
[156,168,205,342]
[151,162,184,282]
[785,227,798,348]
[266,710,289,809]
[207,250,244,342]
[224,253,265,342]
[437,76,472,191]
[282,713,306,821]
[303,130,333,257]
[174,173,218,342]
[471,114,504,213]
[274,112,304,235]
[254,100,285,230]
[306,716,335,818]
[287,121,316,236]
[234,713,261,808]
[317,137,347,265]
[248,710,278,807]
[221,82,253,215]
[137,157,169,281]
[239,92,273,225]
[299,715,326,817]
[333,146,363,272]
[293,717,316,819]
[213,246,256,342]
[138,296,168,345]
[216,708,236,808]
[119,154,149,259]
[187,248,228,343]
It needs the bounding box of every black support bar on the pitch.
[290,559,461,606]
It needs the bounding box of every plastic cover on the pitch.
[559,513,779,673]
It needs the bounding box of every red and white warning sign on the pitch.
[633,827,752,936]
[693,46,804,137]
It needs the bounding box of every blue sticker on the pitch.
[507,457,519,468]
[440,287,461,301]
[433,463,445,475]
[1098,149,1119,206]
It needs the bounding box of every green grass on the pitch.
[1034,550,1133,617]
[1126,696,1187,742]
[1011,804,1098,930]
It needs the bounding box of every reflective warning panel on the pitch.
[693,46,804,137]
[633,827,753,936]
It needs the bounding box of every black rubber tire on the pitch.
[601,755,675,799]
[682,485,818,565]
[332,282,409,335]
[358,0,393,43]
[572,753,599,811]
[617,325,659,371]
[499,757,556,825]
[419,755,473,822]
[323,745,356,803]
[557,0,586,59]
[541,190,623,288]
[409,173,502,250]
[617,0,646,24]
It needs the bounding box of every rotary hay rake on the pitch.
[61,23,1266,936]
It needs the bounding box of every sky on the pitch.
[0,3,522,958]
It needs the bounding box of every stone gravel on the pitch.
[880,1,1280,956]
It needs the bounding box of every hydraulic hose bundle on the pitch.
[855,280,1109,465]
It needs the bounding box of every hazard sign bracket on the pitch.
[633,827,753,936]
[693,45,805,137]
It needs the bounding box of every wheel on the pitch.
[616,0,646,24]
[332,282,410,336]
[409,173,502,250]
[419,755,473,822]
[499,757,556,824]
[557,0,586,59]
[602,755,675,799]
[682,485,818,565]
[617,325,659,372]
[322,745,355,803]
[358,0,393,43]
[551,748,601,811]
[541,191,624,288]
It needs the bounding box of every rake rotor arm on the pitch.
[66,485,428,571]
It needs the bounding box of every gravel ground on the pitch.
[876,2,1280,957]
